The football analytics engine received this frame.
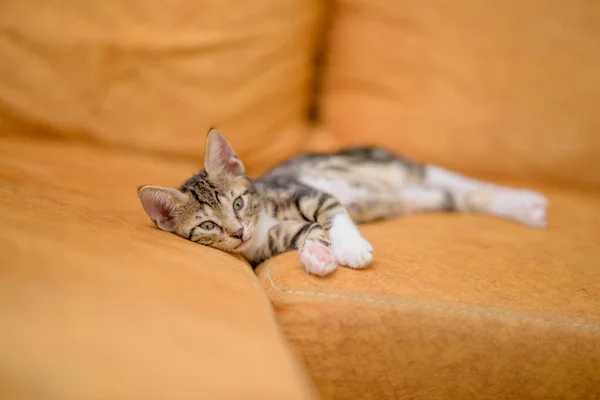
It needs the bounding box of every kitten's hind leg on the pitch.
[423,165,548,228]
[347,187,460,223]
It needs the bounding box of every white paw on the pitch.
[491,189,548,228]
[300,240,337,276]
[330,233,373,269]
[328,214,373,268]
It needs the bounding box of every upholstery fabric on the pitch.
[321,0,600,188]
[0,137,318,400]
[298,4,600,393]
[257,183,600,399]
[2,0,600,399]
[0,0,323,174]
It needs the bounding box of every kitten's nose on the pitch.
[231,228,244,239]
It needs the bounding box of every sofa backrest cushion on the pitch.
[320,0,600,188]
[0,0,324,174]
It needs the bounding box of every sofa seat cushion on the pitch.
[256,183,600,399]
[0,137,317,400]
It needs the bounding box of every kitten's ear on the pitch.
[138,185,187,232]
[204,128,245,177]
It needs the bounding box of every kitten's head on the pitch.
[138,128,260,253]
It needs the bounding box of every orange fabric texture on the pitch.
[2,1,600,399]
[0,0,323,173]
[256,184,600,399]
[0,137,318,400]
[321,0,600,188]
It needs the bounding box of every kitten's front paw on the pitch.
[331,233,373,269]
[300,240,337,276]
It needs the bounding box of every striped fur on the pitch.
[138,128,548,276]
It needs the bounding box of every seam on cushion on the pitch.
[263,261,600,332]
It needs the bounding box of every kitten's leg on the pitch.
[422,165,548,227]
[329,212,374,268]
[349,187,466,223]
[267,221,337,276]
[309,196,373,269]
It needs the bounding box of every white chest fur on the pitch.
[242,213,279,259]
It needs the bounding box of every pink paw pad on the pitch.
[300,240,337,276]
[307,244,333,263]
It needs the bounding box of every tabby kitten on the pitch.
[138,128,547,276]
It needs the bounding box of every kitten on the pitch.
[138,128,547,276]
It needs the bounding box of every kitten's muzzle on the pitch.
[230,228,244,239]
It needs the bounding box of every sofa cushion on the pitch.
[256,183,600,399]
[0,0,324,174]
[320,0,600,188]
[0,137,318,400]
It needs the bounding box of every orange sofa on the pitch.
[1,1,599,399]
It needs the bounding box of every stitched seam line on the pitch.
[263,262,600,332]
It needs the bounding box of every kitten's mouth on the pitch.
[234,236,252,250]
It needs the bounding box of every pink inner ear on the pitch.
[225,157,244,175]
[154,200,173,220]
[214,138,244,176]
[205,130,245,176]
[140,189,177,231]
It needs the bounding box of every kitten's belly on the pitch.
[297,162,408,205]
[298,171,403,205]
[299,176,369,205]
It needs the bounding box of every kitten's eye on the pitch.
[200,221,216,230]
[233,196,244,211]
